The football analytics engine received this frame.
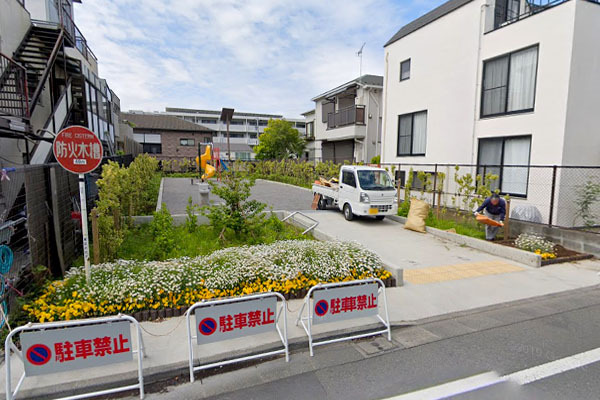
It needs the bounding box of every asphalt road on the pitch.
[131,286,600,400]
[160,178,313,213]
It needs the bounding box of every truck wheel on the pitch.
[375,216,385,221]
[317,197,327,210]
[343,204,354,221]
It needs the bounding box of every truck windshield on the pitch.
[357,170,395,191]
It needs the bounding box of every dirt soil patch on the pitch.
[497,241,594,266]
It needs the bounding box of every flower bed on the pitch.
[24,240,392,322]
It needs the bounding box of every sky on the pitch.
[74,0,446,118]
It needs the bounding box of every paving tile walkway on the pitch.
[403,261,525,284]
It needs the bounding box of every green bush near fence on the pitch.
[236,160,342,188]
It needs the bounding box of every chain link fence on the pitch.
[380,163,600,232]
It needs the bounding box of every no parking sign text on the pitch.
[194,296,277,344]
[20,321,133,376]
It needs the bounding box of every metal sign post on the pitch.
[52,126,103,283]
[296,278,391,356]
[4,314,146,400]
[185,292,288,383]
[78,174,90,282]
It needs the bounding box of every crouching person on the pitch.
[474,193,505,241]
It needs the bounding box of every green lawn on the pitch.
[424,215,487,240]
[118,216,310,261]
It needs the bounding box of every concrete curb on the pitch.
[388,215,542,267]
[155,177,165,212]
[255,179,312,192]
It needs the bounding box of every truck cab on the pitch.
[338,166,397,220]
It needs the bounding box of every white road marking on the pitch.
[386,347,600,399]
[505,347,600,385]
[385,372,503,400]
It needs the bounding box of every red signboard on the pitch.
[53,126,103,174]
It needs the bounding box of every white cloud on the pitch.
[74,0,439,116]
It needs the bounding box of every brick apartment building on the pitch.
[120,113,213,162]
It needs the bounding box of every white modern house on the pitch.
[381,0,600,225]
[312,75,383,164]
[159,108,305,161]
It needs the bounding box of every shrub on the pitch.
[204,174,267,240]
[185,196,199,233]
[240,160,342,188]
[149,205,175,260]
[370,155,381,164]
[94,155,160,262]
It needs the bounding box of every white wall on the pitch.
[381,0,482,165]
[0,0,30,55]
[554,0,600,226]
[562,0,600,167]
[476,0,577,166]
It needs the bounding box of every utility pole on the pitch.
[220,108,234,163]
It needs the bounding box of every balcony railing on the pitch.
[326,105,365,130]
[0,53,29,119]
[492,0,589,30]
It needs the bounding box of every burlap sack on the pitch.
[404,198,429,233]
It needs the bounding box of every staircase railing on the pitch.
[60,5,97,64]
[0,53,29,119]
[29,30,64,116]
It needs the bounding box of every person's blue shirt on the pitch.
[476,197,506,221]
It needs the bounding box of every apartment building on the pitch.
[311,75,383,164]
[120,112,212,163]
[381,0,600,225]
[162,108,306,161]
[0,0,124,167]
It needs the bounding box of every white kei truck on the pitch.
[312,165,398,221]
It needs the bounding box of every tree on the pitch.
[254,119,305,160]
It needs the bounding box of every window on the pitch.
[357,170,395,191]
[397,111,427,156]
[258,120,269,126]
[201,118,217,124]
[495,0,520,28]
[180,138,195,146]
[143,143,162,154]
[400,59,411,81]
[341,170,356,187]
[322,102,335,123]
[477,136,531,197]
[230,119,244,125]
[296,122,306,128]
[481,45,538,117]
[306,121,314,137]
[202,136,212,143]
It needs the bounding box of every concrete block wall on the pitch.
[509,220,600,258]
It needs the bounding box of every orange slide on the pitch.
[195,145,216,180]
